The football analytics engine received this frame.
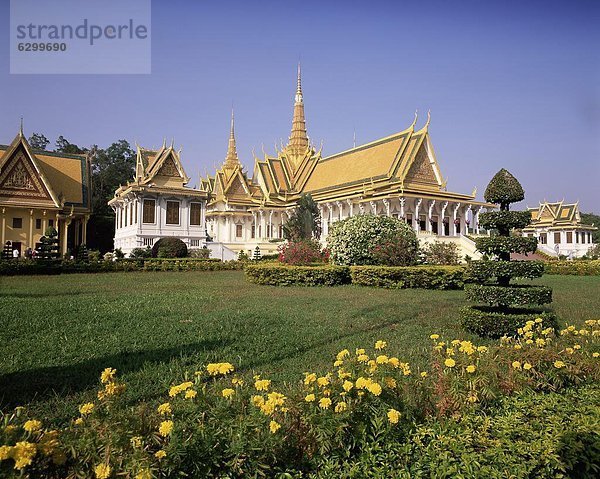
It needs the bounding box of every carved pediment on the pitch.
[157,155,180,177]
[405,144,437,185]
[0,148,52,200]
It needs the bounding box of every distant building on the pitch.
[201,65,491,258]
[0,129,91,257]
[523,201,596,258]
[109,142,209,255]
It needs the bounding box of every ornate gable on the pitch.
[226,174,248,196]
[157,155,180,177]
[404,142,437,186]
[0,144,55,203]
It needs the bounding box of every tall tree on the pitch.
[581,212,600,244]
[283,194,322,241]
[55,135,87,154]
[28,133,49,150]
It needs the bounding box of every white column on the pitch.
[427,200,436,233]
[268,210,274,238]
[358,202,365,214]
[441,201,448,236]
[414,198,422,232]
[453,203,461,236]
[465,205,473,234]
[346,199,354,217]
[400,197,405,219]
[383,199,390,217]
[336,201,343,221]
[370,201,377,215]
[475,206,483,235]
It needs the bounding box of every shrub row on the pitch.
[478,210,532,230]
[465,284,553,307]
[459,305,557,338]
[475,236,538,256]
[544,260,600,276]
[244,263,351,286]
[0,258,243,276]
[466,260,545,282]
[350,265,465,289]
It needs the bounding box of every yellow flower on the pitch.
[467,392,478,403]
[130,436,143,448]
[317,376,330,387]
[157,403,172,415]
[593,352,599,358]
[388,357,400,368]
[95,463,111,479]
[333,360,343,367]
[477,346,488,353]
[366,382,382,396]
[335,402,348,413]
[232,376,244,387]
[252,395,265,407]
[135,469,152,479]
[420,371,428,378]
[430,334,439,340]
[158,420,174,437]
[319,397,332,409]
[168,381,193,397]
[376,355,389,364]
[355,348,365,356]
[305,393,316,402]
[336,349,350,361]
[466,365,476,374]
[355,377,369,389]
[574,344,581,350]
[512,361,521,370]
[78,403,94,416]
[384,377,397,388]
[23,420,42,433]
[269,420,281,433]
[0,445,11,461]
[535,317,542,324]
[565,347,574,354]
[154,450,166,459]
[375,340,387,350]
[185,389,197,399]
[11,441,37,470]
[357,354,369,363]
[514,344,522,350]
[303,373,317,385]
[444,358,456,368]
[523,363,532,370]
[221,388,235,398]
[74,418,84,426]
[387,408,401,424]
[206,362,234,376]
[554,360,566,369]
[342,380,354,392]
[100,368,116,384]
[254,379,271,391]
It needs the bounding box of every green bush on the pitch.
[478,210,532,231]
[129,247,152,259]
[475,236,538,256]
[328,215,418,266]
[465,284,552,307]
[189,246,211,259]
[244,263,351,286]
[544,260,600,276]
[459,306,557,338]
[484,168,525,207]
[421,240,461,265]
[151,238,188,258]
[466,260,545,283]
[350,265,465,289]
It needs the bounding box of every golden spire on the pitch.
[287,62,309,153]
[223,108,240,169]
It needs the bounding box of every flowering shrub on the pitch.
[328,215,418,266]
[277,239,328,265]
[421,240,461,265]
[1,319,599,478]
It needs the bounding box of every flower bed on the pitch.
[1,319,598,478]
[350,265,466,290]
[244,263,351,286]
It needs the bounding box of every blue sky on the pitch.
[1,0,598,211]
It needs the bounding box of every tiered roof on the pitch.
[526,201,596,230]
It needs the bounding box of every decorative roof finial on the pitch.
[223,107,240,169]
[425,109,431,128]
[19,117,24,137]
[287,62,309,153]
[410,110,418,129]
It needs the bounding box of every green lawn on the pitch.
[1,271,598,423]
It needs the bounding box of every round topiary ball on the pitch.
[327,214,418,266]
[484,169,525,207]
[151,237,188,258]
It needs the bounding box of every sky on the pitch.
[1,0,599,211]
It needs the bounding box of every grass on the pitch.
[1,271,598,424]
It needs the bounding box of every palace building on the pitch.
[0,129,91,257]
[522,201,596,258]
[201,65,491,259]
[109,140,209,254]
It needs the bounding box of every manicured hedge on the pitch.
[466,260,545,282]
[544,260,600,276]
[0,258,243,276]
[478,210,532,230]
[459,305,557,338]
[350,265,466,290]
[465,284,553,307]
[475,236,538,256]
[244,263,351,286]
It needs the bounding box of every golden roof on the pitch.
[525,201,595,229]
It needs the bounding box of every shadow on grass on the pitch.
[0,339,230,408]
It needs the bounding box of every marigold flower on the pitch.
[94,463,111,479]
[23,420,42,433]
[219,388,234,398]
[333,360,343,367]
[355,348,365,356]
[254,379,271,391]
[135,469,152,479]
[168,381,193,397]
[444,358,456,368]
[342,380,354,392]
[593,352,599,358]
[305,394,316,402]
[269,420,281,433]
[477,346,488,353]
[376,355,389,364]
[375,340,387,350]
[185,389,197,399]
[523,363,532,370]
[429,334,439,340]
[467,393,478,403]
[319,397,332,409]
[231,376,244,386]
[514,344,522,350]
[336,349,350,361]
[154,450,166,459]
[387,408,401,424]
[0,445,11,461]
[206,362,234,376]
[79,403,94,416]
[100,368,116,384]
[157,403,171,415]
[158,420,174,437]
[366,382,382,396]
[355,377,369,389]
[334,402,348,413]
[74,418,84,426]
[252,395,265,407]
[317,376,330,387]
[512,361,521,370]
[11,441,37,470]
[130,436,142,448]
[388,357,400,368]
[420,371,428,378]
[466,365,476,374]
[384,377,397,388]
[303,373,317,385]
[554,360,566,369]
[357,354,369,363]
[565,348,574,355]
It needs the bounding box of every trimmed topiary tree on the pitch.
[328,215,418,266]
[460,169,555,337]
[151,237,188,258]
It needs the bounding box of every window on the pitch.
[406,213,413,225]
[443,217,450,236]
[129,204,133,225]
[236,224,243,238]
[143,199,156,224]
[431,215,439,234]
[190,239,201,247]
[566,232,572,243]
[35,219,42,230]
[251,224,255,239]
[48,219,54,227]
[278,224,283,238]
[554,232,561,244]
[266,225,271,238]
[166,201,180,225]
[190,202,202,226]
[143,237,154,246]
[419,215,426,232]
[12,218,23,229]
[539,233,547,245]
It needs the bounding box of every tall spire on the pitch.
[223,108,240,169]
[287,62,309,153]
